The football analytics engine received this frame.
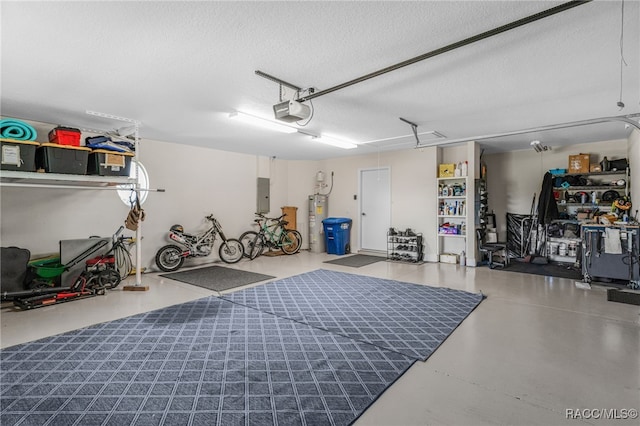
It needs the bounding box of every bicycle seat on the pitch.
[254,219,262,223]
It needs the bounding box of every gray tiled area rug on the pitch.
[1,297,415,426]
[222,269,484,360]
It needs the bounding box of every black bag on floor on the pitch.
[1,246,31,296]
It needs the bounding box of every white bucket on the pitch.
[559,243,568,256]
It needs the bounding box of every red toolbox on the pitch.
[48,126,82,146]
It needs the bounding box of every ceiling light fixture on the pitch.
[228,111,298,134]
[530,140,551,153]
[310,135,358,150]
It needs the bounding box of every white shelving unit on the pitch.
[437,175,469,261]
[1,112,149,288]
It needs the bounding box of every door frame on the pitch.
[358,166,391,252]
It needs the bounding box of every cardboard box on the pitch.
[589,164,602,172]
[438,163,456,178]
[568,154,590,174]
[439,253,459,264]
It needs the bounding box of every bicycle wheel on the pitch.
[240,231,265,260]
[219,239,244,264]
[155,245,185,272]
[280,230,301,254]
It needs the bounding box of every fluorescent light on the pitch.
[229,111,297,134]
[311,135,358,149]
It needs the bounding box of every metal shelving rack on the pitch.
[387,229,424,263]
[0,112,150,289]
[547,168,630,265]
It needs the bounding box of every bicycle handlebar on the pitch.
[254,213,286,222]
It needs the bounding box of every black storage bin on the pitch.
[87,149,134,176]
[36,143,90,174]
[1,247,31,295]
[1,139,39,172]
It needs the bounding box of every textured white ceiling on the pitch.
[1,1,639,160]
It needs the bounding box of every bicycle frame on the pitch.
[240,213,301,259]
[256,217,288,247]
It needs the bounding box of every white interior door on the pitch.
[360,168,390,251]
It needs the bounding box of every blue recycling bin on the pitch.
[322,217,352,255]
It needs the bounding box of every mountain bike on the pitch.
[239,213,302,260]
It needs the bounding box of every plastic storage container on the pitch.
[36,143,91,174]
[87,149,134,176]
[48,126,82,146]
[322,217,352,255]
[0,139,39,171]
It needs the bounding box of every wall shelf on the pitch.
[553,170,627,178]
[0,170,134,188]
[553,185,626,191]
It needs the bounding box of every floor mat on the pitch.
[221,269,484,360]
[500,260,582,280]
[323,254,385,268]
[0,297,415,426]
[160,265,275,292]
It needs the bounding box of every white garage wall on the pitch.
[294,147,440,260]
[484,139,629,238]
[0,119,285,271]
[2,117,634,270]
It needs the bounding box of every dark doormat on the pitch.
[160,265,275,292]
[501,260,582,280]
[323,254,385,268]
[607,288,640,305]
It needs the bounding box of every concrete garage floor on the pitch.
[1,251,638,425]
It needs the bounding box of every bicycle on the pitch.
[239,213,302,260]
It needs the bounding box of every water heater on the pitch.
[309,194,328,253]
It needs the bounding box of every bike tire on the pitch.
[155,245,185,272]
[240,231,265,260]
[219,239,244,264]
[280,230,302,255]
